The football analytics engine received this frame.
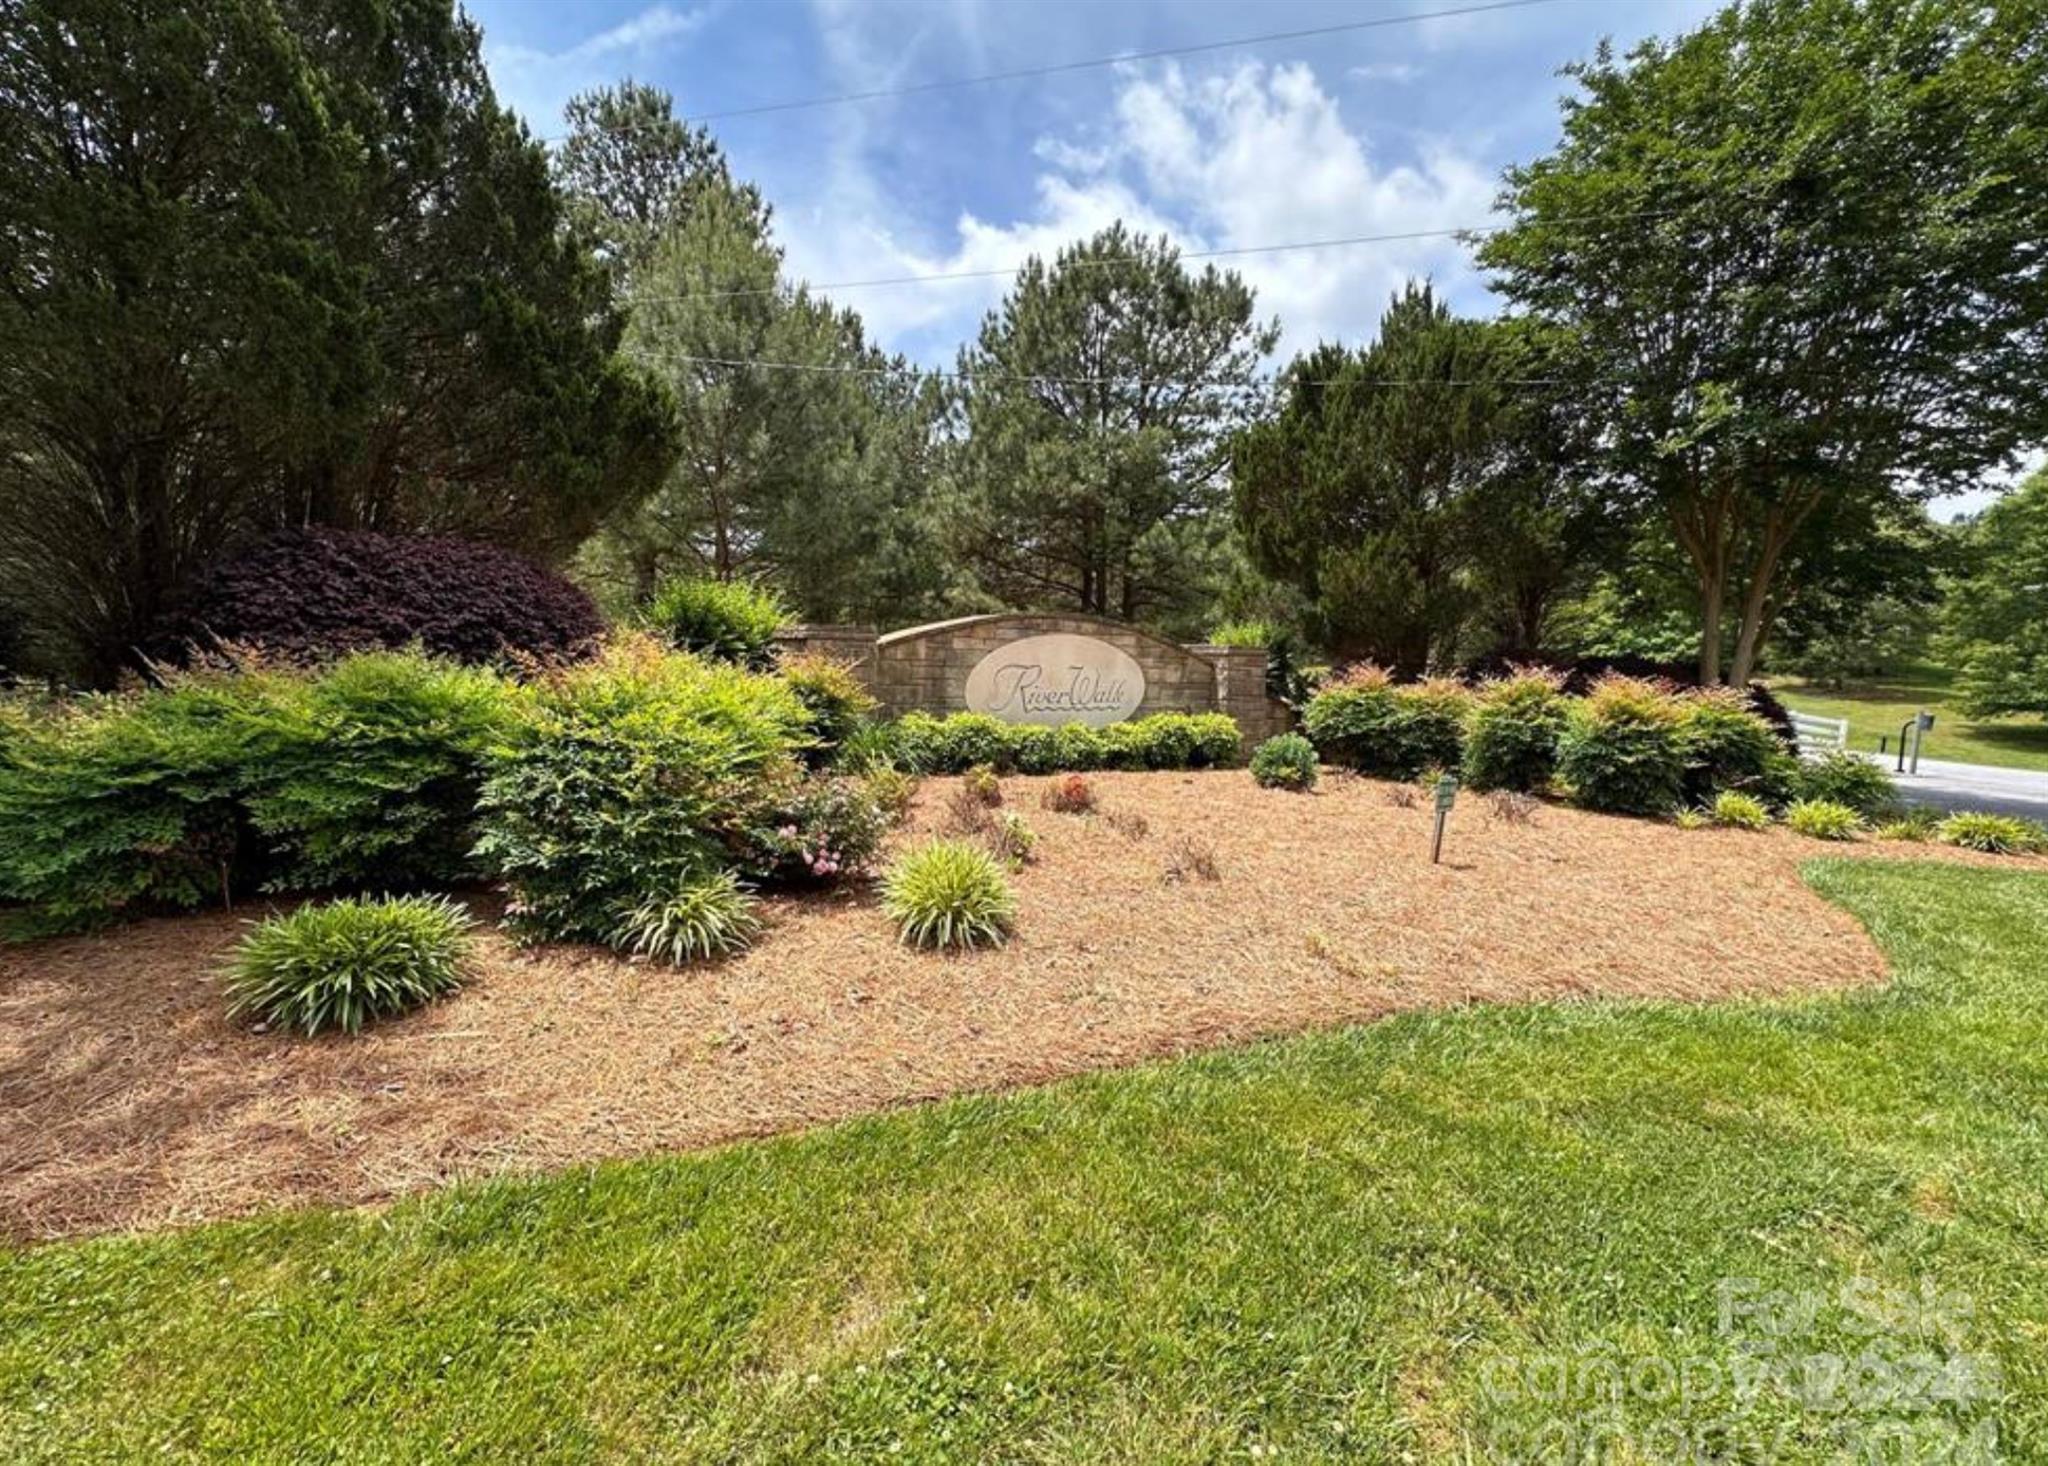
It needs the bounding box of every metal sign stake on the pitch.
[1431,774,1458,864]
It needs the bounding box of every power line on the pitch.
[535,0,1575,138]
[618,350,1584,392]
[623,208,1683,307]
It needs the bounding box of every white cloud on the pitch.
[777,58,1499,360]
[1348,62,1421,83]
[486,5,714,134]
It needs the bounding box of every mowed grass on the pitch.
[1775,662,2048,772]
[4,862,2048,1462]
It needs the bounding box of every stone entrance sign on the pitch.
[773,612,1292,742]
[962,633,1146,727]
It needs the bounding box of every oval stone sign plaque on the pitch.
[963,634,1146,727]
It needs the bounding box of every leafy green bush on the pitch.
[890,712,1234,775]
[614,870,761,964]
[1791,752,1898,821]
[1677,689,1780,803]
[1009,724,1062,774]
[1710,790,1771,830]
[239,652,517,892]
[1556,676,1687,816]
[1050,722,1106,771]
[1785,799,1863,842]
[778,654,877,766]
[0,674,273,934]
[1250,733,1318,790]
[1461,668,1568,793]
[882,840,1016,950]
[640,577,789,669]
[1935,812,2044,855]
[472,636,810,946]
[921,714,1014,774]
[224,894,473,1036]
[1303,666,1467,779]
[747,774,897,884]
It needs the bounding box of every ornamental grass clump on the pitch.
[1785,798,1863,842]
[1557,676,1687,817]
[614,871,761,964]
[1250,733,1318,790]
[1461,667,1568,793]
[882,840,1016,950]
[224,894,474,1036]
[1935,812,2045,855]
[1711,790,1771,830]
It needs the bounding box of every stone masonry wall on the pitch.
[775,613,1295,744]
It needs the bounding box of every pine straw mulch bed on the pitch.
[3,771,2033,1243]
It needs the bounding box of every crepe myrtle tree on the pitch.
[1480,0,2048,686]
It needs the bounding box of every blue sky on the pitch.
[470,0,2025,512]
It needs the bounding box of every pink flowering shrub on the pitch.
[745,774,895,886]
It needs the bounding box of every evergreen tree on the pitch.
[946,225,1277,630]
[1943,469,2048,719]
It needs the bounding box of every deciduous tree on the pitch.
[1481,0,2048,685]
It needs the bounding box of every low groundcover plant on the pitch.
[225,894,475,1036]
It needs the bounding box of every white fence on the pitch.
[1787,710,1849,759]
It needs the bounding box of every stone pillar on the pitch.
[1191,644,1294,743]
[772,624,880,692]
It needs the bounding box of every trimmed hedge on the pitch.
[892,712,1241,775]
[163,528,604,667]
[1303,666,1468,779]
[1461,668,1568,793]
[1556,676,1688,816]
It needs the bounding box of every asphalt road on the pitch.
[1866,753,2048,822]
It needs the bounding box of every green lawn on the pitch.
[5,861,2047,1462]
[1774,663,2048,772]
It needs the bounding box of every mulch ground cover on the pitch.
[3,770,2026,1242]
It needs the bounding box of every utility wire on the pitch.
[535,0,1575,137]
[617,350,1587,392]
[622,208,1684,307]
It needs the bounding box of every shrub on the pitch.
[882,840,1016,949]
[0,673,272,934]
[779,654,877,765]
[1935,812,2045,855]
[1250,733,1318,790]
[1677,689,1780,803]
[614,870,761,964]
[1786,799,1863,842]
[472,637,810,946]
[238,652,518,891]
[1792,752,1898,821]
[861,766,918,823]
[1009,725,1061,775]
[749,774,896,884]
[962,764,1003,806]
[1711,790,1771,831]
[1461,668,1568,793]
[1050,722,1106,771]
[924,714,1014,774]
[1042,773,1097,814]
[640,577,789,669]
[986,811,1037,866]
[1104,808,1150,840]
[164,527,602,667]
[224,894,473,1036]
[1163,834,1220,883]
[1673,808,1711,830]
[1303,666,1467,779]
[942,781,996,838]
[1556,676,1687,816]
